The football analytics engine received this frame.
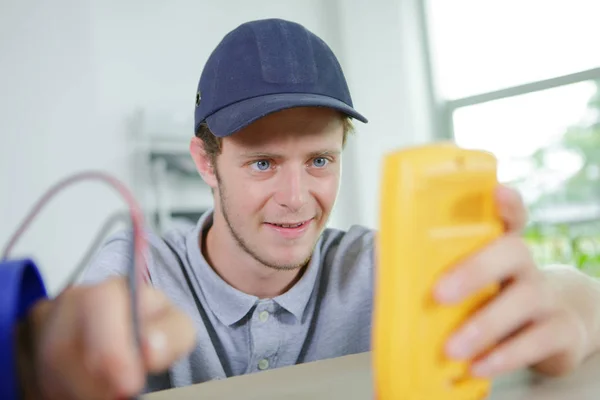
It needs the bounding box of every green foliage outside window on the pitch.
[518,80,600,276]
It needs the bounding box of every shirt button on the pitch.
[258,359,270,370]
[258,310,269,322]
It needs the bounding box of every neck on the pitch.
[203,212,305,299]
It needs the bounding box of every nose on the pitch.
[273,165,308,212]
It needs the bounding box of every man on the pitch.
[4,18,600,400]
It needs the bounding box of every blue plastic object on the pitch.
[0,259,48,400]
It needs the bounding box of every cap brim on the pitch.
[203,93,368,137]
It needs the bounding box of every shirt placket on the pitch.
[247,299,280,373]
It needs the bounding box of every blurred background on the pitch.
[1,0,599,294]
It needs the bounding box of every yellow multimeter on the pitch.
[372,143,504,400]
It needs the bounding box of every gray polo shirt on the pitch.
[80,209,375,392]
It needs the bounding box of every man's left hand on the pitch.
[434,185,600,377]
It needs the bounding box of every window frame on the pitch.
[418,1,600,141]
[440,67,600,141]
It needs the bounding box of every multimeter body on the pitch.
[372,143,504,400]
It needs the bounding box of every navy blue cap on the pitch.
[194,18,368,137]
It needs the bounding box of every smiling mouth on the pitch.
[265,219,312,228]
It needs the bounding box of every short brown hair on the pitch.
[195,115,355,166]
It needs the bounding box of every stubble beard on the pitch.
[216,173,314,272]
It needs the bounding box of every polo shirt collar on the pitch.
[186,210,258,326]
[272,243,322,321]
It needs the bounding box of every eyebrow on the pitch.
[239,150,341,159]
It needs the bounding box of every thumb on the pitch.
[495,184,528,234]
[138,291,197,373]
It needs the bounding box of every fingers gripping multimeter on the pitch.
[372,143,504,400]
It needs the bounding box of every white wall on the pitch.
[0,0,115,295]
[0,0,434,294]
[328,0,437,231]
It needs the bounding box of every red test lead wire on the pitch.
[1,171,150,283]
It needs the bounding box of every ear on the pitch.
[190,137,218,188]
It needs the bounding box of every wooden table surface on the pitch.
[146,351,600,399]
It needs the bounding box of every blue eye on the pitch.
[313,157,328,168]
[251,160,271,171]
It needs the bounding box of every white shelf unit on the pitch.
[129,121,213,234]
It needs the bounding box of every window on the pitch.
[425,0,600,274]
[426,0,600,99]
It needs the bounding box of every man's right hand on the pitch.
[18,277,197,400]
